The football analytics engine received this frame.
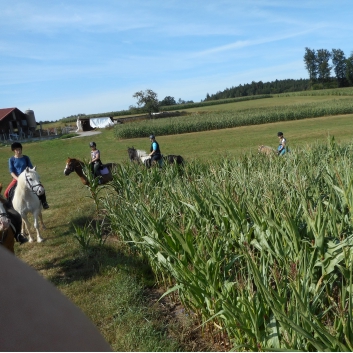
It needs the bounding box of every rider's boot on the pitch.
[38,193,49,209]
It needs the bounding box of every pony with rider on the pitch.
[258,131,290,156]
[128,135,184,168]
[3,142,49,244]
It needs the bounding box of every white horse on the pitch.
[12,167,46,243]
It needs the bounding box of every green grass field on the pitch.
[1,91,353,351]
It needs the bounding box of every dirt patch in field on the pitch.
[145,287,230,352]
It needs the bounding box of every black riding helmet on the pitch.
[149,135,155,139]
[277,132,283,137]
[89,142,96,147]
[11,142,23,151]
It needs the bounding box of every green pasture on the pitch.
[117,113,353,160]
[1,90,353,350]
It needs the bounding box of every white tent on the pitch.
[89,117,115,129]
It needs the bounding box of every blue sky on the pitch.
[1,0,352,122]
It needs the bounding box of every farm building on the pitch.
[0,108,38,140]
[76,116,115,131]
[76,117,94,132]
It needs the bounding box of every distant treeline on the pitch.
[59,95,273,123]
[203,79,311,101]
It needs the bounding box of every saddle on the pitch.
[99,165,110,175]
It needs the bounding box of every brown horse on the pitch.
[0,184,15,254]
[258,145,277,156]
[63,158,117,186]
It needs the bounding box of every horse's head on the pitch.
[20,167,45,196]
[127,146,137,161]
[127,147,138,162]
[0,197,11,232]
[64,158,80,176]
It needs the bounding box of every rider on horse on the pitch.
[4,142,49,244]
[89,142,103,184]
[277,132,288,156]
[149,135,162,167]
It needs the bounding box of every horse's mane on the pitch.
[136,149,149,158]
[127,147,149,161]
[68,157,82,163]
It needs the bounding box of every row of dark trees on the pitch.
[304,47,353,87]
[204,48,353,101]
[203,79,310,101]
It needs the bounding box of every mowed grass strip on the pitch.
[120,113,353,161]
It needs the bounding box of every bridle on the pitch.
[64,160,80,174]
[25,171,44,196]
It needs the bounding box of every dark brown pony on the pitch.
[63,158,117,186]
[0,184,15,254]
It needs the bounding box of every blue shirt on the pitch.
[9,155,33,176]
[152,142,158,151]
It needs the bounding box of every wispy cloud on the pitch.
[1,0,352,121]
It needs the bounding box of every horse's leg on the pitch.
[33,212,44,243]
[21,214,34,243]
[39,212,46,230]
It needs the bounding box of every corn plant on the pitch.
[100,139,353,350]
[114,98,353,139]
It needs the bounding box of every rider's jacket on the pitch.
[150,141,161,156]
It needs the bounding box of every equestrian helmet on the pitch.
[89,141,96,147]
[11,142,23,151]
[149,135,155,139]
[277,132,283,137]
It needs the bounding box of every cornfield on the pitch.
[92,137,353,351]
[114,98,353,139]
[277,87,353,97]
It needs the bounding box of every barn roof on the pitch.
[0,108,16,121]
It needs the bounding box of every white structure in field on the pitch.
[76,118,83,132]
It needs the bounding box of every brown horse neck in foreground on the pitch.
[64,158,117,186]
[0,183,15,254]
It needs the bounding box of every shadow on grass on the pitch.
[39,215,155,287]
